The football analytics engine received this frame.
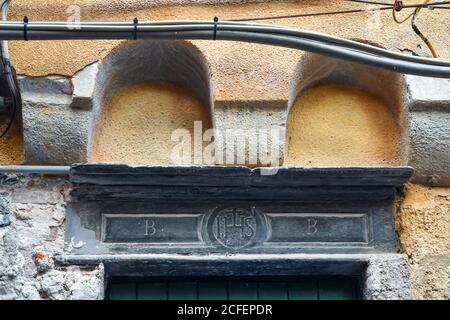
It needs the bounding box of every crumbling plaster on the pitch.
[396,183,450,300]
[0,175,104,300]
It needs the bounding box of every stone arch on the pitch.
[89,40,214,165]
[284,52,409,167]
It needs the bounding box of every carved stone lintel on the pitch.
[65,165,413,256]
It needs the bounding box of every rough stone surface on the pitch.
[19,76,73,105]
[0,111,24,165]
[286,84,403,166]
[396,183,450,300]
[0,176,103,300]
[411,254,450,300]
[397,184,450,258]
[0,195,11,227]
[408,112,450,186]
[214,100,286,167]
[21,100,90,165]
[364,254,412,300]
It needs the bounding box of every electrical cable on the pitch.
[411,3,439,57]
[0,19,449,74]
[0,19,448,67]
[349,0,450,8]
[348,0,393,5]
[229,1,450,21]
[2,24,449,78]
[392,0,438,57]
[0,2,447,105]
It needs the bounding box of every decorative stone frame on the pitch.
[58,164,413,300]
[57,253,412,300]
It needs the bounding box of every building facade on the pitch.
[0,0,449,300]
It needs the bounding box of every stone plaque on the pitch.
[96,209,371,251]
[64,165,413,255]
[102,214,202,244]
[204,207,267,249]
[266,213,368,244]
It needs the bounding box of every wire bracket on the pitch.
[213,16,218,40]
[23,16,29,41]
[133,17,138,40]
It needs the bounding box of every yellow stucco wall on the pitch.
[285,85,402,166]
[0,116,23,165]
[397,184,450,299]
[93,81,212,165]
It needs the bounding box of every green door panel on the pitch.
[109,277,360,300]
[168,281,198,300]
[258,282,288,300]
[228,281,258,300]
[319,278,357,300]
[198,281,228,300]
[138,282,167,300]
[288,279,318,300]
[109,283,137,300]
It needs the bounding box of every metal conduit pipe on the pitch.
[0,166,70,175]
[0,0,21,138]
[0,20,449,77]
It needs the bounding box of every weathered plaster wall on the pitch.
[93,81,212,165]
[285,84,402,166]
[396,183,450,299]
[0,175,103,300]
[0,116,23,165]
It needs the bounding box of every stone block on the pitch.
[22,100,90,165]
[408,112,450,186]
[18,76,73,105]
[364,254,413,300]
[406,75,450,111]
[70,63,99,110]
[0,195,11,227]
[11,190,62,205]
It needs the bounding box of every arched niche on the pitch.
[284,52,409,167]
[89,40,214,165]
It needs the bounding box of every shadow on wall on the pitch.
[284,53,409,167]
[89,40,213,165]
